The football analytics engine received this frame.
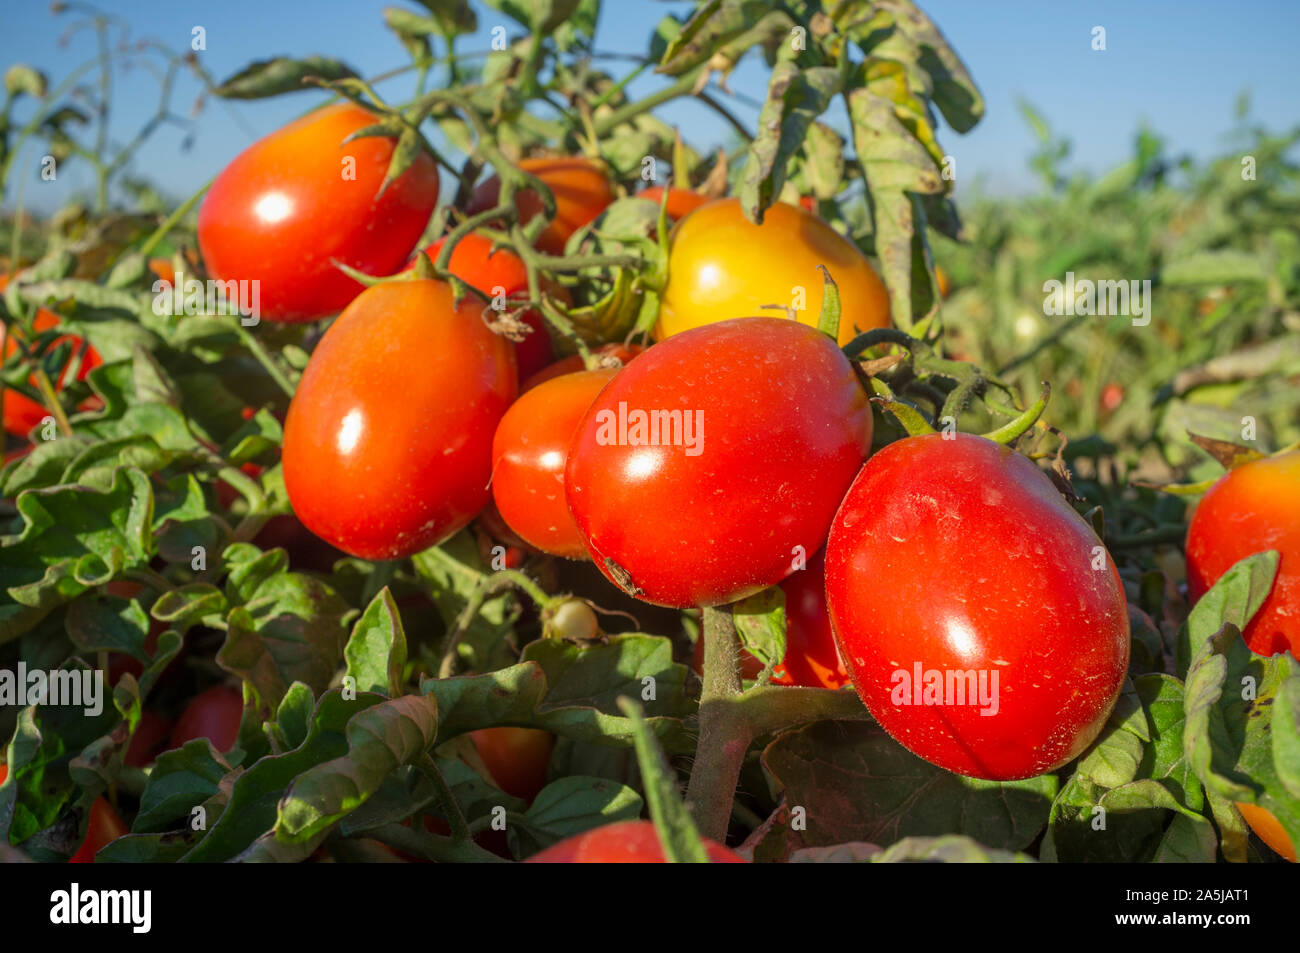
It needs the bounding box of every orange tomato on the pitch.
[1236,802,1296,862]
[468,157,614,255]
[640,185,709,220]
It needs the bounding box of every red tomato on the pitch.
[282,279,517,560]
[491,368,616,558]
[689,549,847,688]
[526,819,746,863]
[468,157,613,255]
[416,233,555,382]
[1185,450,1300,657]
[469,727,555,802]
[169,684,244,752]
[147,257,176,288]
[825,433,1130,781]
[197,103,439,323]
[69,797,129,864]
[776,548,850,689]
[0,275,103,437]
[640,185,709,220]
[520,343,643,393]
[566,317,870,608]
[124,709,173,768]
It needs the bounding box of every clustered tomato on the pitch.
[656,198,891,348]
[197,103,439,322]
[468,157,614,255]
[525,820,746,863]
[491,368,616,558]
[283,279,516,559]
[825,433,1130,781]
[566,317,871,608]
[1185,449,1299,658]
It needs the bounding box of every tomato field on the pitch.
[0,0,1297,889]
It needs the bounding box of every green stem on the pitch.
[594,67,706,137]
[235,325,297,398]
[415,754,472,842]
[683,605,745,840]
[137,177,212,262]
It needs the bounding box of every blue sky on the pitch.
[3,0,1298,214]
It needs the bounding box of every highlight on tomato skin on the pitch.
[196,102,440,323]
[524,819,747,863]
[1185,449,1300,658]
[282,278,517,560]
[825,432,1130,782]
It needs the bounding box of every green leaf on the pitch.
[1162,250,1269,286]
[267,681,315,754]
[275,694,439,843]
[181,690,386,862]
[510,775,643,857]
[0,468,155,643]
[1177,551,1279,676]
[213,58,359,99]
[344,587,408,696]
[134,741,234,834]
[759,721,1056,860]
[217,572,351,710]
[732,586,786,678]
[740,63,842,221]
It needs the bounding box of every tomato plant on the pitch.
[197,103,439,322]
[524,820,746,863]
[1185,450,1300,657]
[566,317,871,608]
[656,198,891,347]
[1,0,1295,876]
[491,368,616,558]
[825,434,1130,780]
[283,278,516,559]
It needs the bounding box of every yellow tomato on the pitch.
[656,198,890,347]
